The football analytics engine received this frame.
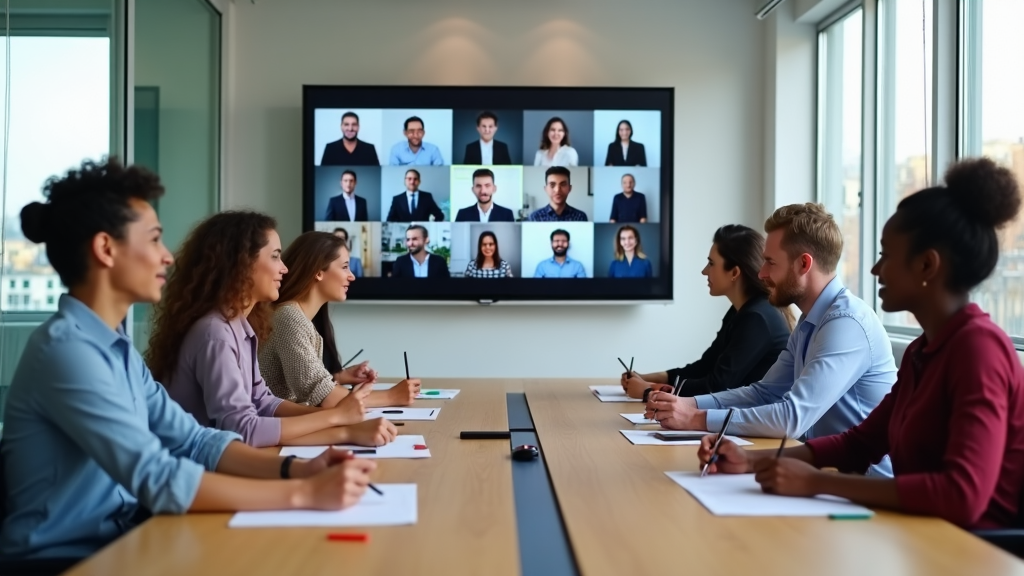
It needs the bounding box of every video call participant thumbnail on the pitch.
[608,173,647,223]
[533,117,579,167]
[607,225,652,278]
[332,228,363,278]
[604,120,647,167]
[391,224,451,278]
[320,111,380,166]
[464,231,513,278]
[389,116,444,166]
[534,228,587,278]
[463,111,512,165]
[386,169,445,223]
[324,170,369,222]
[455,168,515,222]
[528,166,588,222]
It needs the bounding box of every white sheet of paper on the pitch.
[370,384,460,399]
[365,407,439,421]
[665,472,874,517]
[589,385,642,403]
[279,436,430,459]
[619,430,753,446]
[620,413,660,425]
[229,484,417,528]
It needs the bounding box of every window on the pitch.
[961,0,1024,339]
[46,296,55,305]
[817,9,864,296]
[21,280,28,289]
[46,280,54,289]
[0,36,110,312]
[876,0,933,329]
[22,295,29,306]
[7,280,12,289]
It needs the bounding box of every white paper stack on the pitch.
[619,430,752,446]
[589,385,642,403]
[279,435,431,459]
[229,484,418,527]
[665,472,874,517]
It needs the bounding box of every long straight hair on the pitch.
[474,231,503,268]
[713,225,796,330]
[271,231,349,373]
[613,225,647,260]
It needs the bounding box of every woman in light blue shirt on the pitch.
[0,159,376,566]
[607,225,653,278]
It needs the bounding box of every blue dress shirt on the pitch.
[693,277,897,476]
[0,295,240,559]
[534,257,587,278]
[412,255,430,278]
[608,256,652,278]
[389,141,444,166]
[351,256,364,278]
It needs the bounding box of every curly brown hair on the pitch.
[146,211,277,383]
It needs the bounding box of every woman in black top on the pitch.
[622,225,793,398]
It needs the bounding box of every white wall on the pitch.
[223,0,773,378]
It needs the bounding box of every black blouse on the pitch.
[666,295,790,397]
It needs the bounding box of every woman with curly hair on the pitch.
[260,231,421,407]
[148,211,397,448]
[1,159,375,566]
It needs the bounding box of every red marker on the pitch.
[327,533,369,543]
[414,444,428,450]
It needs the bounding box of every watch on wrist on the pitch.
[280,455,297,479]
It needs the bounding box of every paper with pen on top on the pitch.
[665,472,874,517]
[620,413,661,425]
[589,385,642,402]
[278,435,431,459]
[620,430,753,446]
[371,383,460,399]
[228,484,418,528]
[365,407,439,421]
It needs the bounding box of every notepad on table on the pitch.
[620,430,752,446]
[279,435,431,459]
[589,385,642,402]
[365,407,439,421]
[371,383,460,399]
[229,484,417,527]
[665,472,874,517]
[620,413,660,425]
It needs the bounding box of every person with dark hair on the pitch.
[331,227,363,277]
[464,231,513,278]
[152,211,397,449]
[324,170,369,222]
[454,168,515,222]
[702,158,1024,530]
[604,120,648,166]
[528,166,588,222]
[608,173,648,223]
[386,169,446,222]
[259,231,420,408]
[463,111,512,165]
[621,225,791,398]
[533,228,586,278]
[0,158,377,565]
[391,225,451,278]
[646,203,897,477]
[533,117,579,167]
[320,111,380,166]
[389,116,444,166]
[607,225,653,278]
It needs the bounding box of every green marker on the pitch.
[424,390,440,396]
[828,513,872,520]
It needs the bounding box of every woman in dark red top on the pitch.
[698,158,1024,529]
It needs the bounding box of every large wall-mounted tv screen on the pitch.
[303,86,673,302]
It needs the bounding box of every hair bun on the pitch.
[944,157,1022,229]
[20,202,52,243]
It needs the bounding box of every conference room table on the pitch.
[65,379,1024,576]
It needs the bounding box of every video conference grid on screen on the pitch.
[312,107,662,280]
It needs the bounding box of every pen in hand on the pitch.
[775,435,787,459]
[341,349,364,370]
[617,357,632,379]
[403,351,410,380]
[700,408,736,478]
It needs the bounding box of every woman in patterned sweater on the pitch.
[260,231,421,408]
[464,231,513,278]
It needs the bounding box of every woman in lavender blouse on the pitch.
[148,211,397,448]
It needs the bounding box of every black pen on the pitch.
[701,408,736,478]
[341,349,364,370]
[369,484,383,496]
[775,435,787,459]
[628,357,634,378]
[404,351,410,380]
[617,357,631,376]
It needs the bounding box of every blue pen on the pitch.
[829,513,872,520]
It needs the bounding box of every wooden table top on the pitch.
[65,379,520,576]
[524,379,1024,576]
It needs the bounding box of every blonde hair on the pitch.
[614,225,647,261]
[764,203,843,273]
